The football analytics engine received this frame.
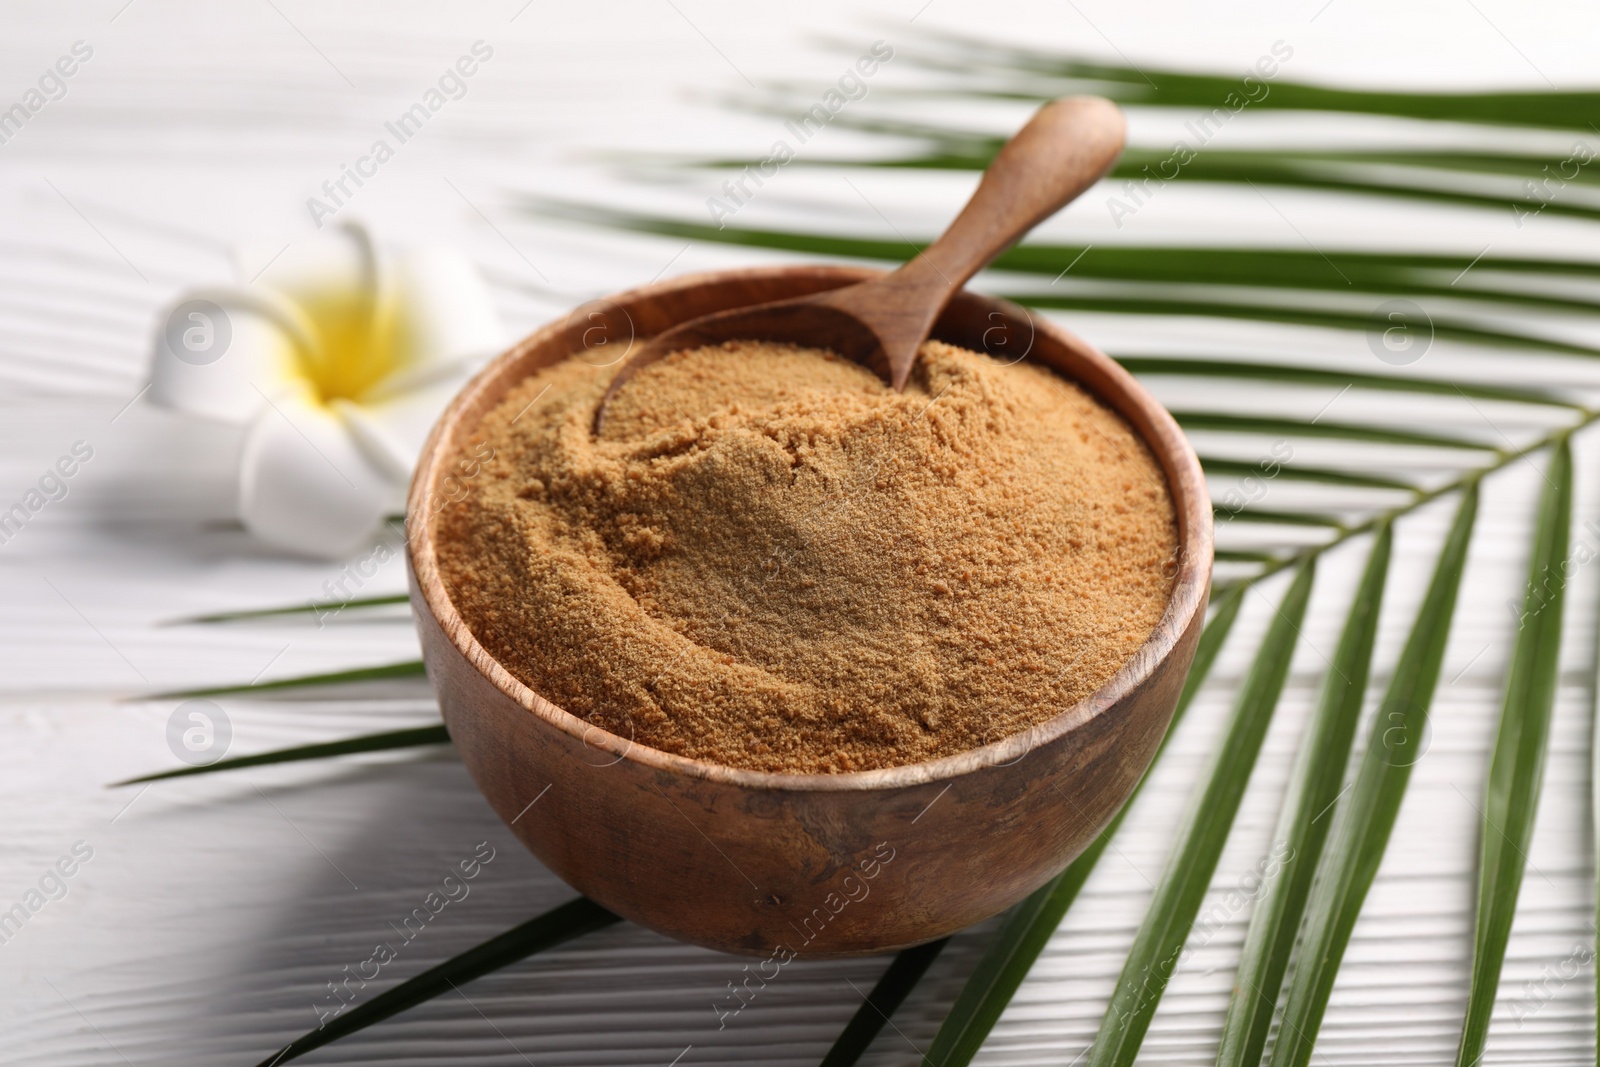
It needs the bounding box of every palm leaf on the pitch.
[1218,507,1347,530]
[673,130,1600,228]
[1112,358,1579,410]
[138,659,427,700]
[529,201,1600,327]
[1198,457,1416,492]
[874,31,1600,129]
[919,586,1246,1067]
[1216,523,1393,1067]
[698,98,1594,185]
[1086,560,1315,1067]
[530,201,1600,285]
[1456,438,1573,1066]
[165,593,410,625]
[184,38,1600,1065]
[1014,294,1600,359]
[1270,484,1480,1067]
[817,937,949,1067]
[1172,412,1490,452]
[113,724,451,785]
[1214,549,1283,565]
[532,43,1600,1066]
[252,896,621,1067]
[670,130,1594,181]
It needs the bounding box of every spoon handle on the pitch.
[826,96,1125,390]
[914,96,1125,292]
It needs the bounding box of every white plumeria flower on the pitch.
[148,221,503,558]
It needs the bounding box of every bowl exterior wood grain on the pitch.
[407,266,1212,957]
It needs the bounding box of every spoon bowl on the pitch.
[594,95,1126,431]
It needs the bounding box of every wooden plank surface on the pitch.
[2,2,1598,1064]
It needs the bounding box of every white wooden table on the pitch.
[3,2,1598,1063]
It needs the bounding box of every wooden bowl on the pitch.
[406,265,1212,958]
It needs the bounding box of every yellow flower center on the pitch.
[295,286,401,405]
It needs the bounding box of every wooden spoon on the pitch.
[593,95,1126,433]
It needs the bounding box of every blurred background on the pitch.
[4,1,1600,1064]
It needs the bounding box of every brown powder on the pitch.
[435,339,1177,774]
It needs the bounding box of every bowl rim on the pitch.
[407,264,1212,793]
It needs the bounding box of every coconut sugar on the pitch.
[435,339,1177,774]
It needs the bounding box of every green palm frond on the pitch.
[817,938,949,1067]
[165,593,410,625]
[1110,357,1579,405]
[1088,561,1315,1067]
[772,29,1600,128]
[1271,485,1479,1067]
[655,117,1600,224]
[113,724,450,785]
[1457,438,1572,1066]
[922,586,1245,1067]
[1217,524,1391,1067]
[137,659,427,700]
[253,896,620,1067]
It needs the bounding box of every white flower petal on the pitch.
[238,389,396,558]
[236,221,378,309]
[346,371,474,480]
[330,398,416,484]
[147,288,308,424]
[378,247,503,393]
